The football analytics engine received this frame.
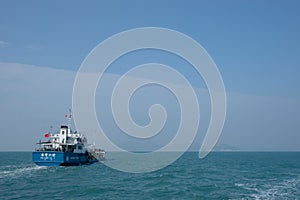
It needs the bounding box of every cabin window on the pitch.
[78,146,82,150]
[62,131,65,135]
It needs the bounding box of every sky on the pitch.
[0,0,300,151]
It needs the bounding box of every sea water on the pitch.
[1,152,300,199]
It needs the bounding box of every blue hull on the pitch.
[32,151,97,166]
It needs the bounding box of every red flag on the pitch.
[65,114,68,118]
[45,133,50,138]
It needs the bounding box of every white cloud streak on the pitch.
[0,62,299,151]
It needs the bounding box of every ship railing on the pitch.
[35,147,64,152]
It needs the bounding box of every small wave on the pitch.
[234,183,244,187]
[235,176,300,199]
[0,165,46,179]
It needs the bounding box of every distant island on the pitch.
[212,144,241,152]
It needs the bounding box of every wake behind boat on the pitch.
[32,110,105,166]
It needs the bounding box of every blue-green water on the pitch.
[1,152,300,199]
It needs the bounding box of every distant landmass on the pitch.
[212,144,241,152]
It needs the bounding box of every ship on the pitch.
[32,110,105,166]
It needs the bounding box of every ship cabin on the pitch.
[35,125,86,154]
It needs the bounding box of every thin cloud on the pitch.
[25,44,42,51]
[0,40,9,47]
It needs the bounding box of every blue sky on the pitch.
[0,1,300,151]
[1,1,300,96]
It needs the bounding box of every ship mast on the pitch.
[67,108,72,135]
